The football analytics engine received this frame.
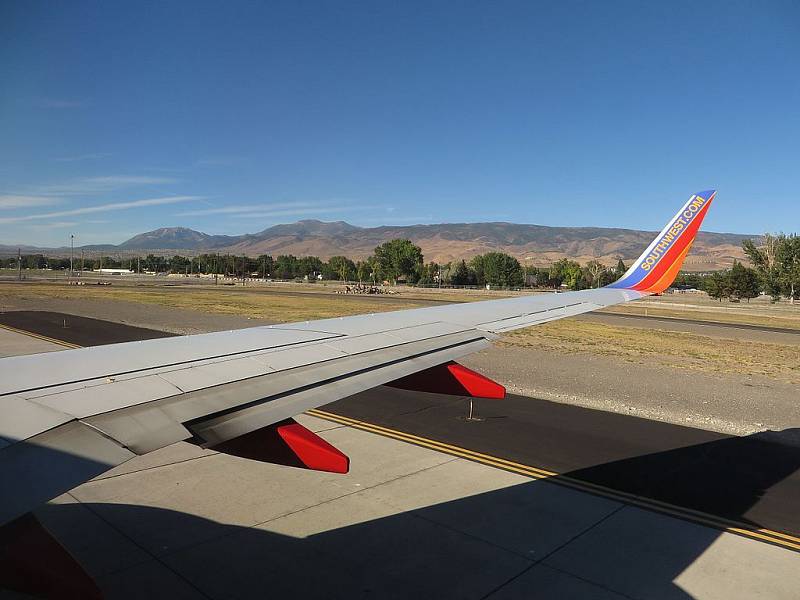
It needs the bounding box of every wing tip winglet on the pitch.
[608,189,716,294]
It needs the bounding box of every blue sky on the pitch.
[1,1,798,247]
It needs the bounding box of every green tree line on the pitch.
[4,233,798,298]
[674,262,760,302]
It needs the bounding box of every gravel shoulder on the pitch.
[461,347,799,437]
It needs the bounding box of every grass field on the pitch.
[4,276,800,326]
[502,320,800,384]
[0,282,431,322]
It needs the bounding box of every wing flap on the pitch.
[84,328,490,450]
[187,335,492,446]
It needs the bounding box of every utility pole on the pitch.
[69,234,74,280]
[80,249,84,277]
[137,256,140,274]
[17,248,21,281]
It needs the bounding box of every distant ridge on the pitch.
[120,227,237,250]
[0,219,754,270]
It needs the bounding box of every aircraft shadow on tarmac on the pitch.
[3,428,798,600]
[565,427,800,532]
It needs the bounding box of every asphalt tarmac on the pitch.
[0,310,174,346]
[2,310,798,542]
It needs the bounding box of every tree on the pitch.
[564,263,585,290]
[728,261,761,302]
[743,235,782,301]
[373,239,423,284]
[584,260,607,289]
[46,257,70,270]
[703,273,725,302]
[478,252,524,287]
[257,255,274,278]
[673,272,704,290]
[326,256,356,281]
[776,234,800,303]
[450,260,474,286]
[366,255,382,284]
[615,258,627,276]
[470,255,486,286]
[170,255,190,274]
[531,267,552,288]
[296,256,323,279]
[274,255,298,279]
[23,254,47,269]
[143,254,167,272]
[355,260,370,283]
[745,234,800,303]
[549,259,584,290]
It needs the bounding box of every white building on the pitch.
[95,268,134,275]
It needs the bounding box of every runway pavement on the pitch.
[2,311,799,599]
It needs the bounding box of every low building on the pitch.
[95,268,134,275]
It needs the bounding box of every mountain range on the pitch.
[1,220,754,270]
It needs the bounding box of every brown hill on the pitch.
[121,220,751,270]
[6,220,751,269]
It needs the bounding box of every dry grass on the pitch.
[502,319,800,384]
[0,282,431,322]
[604,303,800,331]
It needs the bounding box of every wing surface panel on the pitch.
[0,326,341,397]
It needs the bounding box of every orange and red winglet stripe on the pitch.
[608,190,715,294]
[641,240,695,294]
[632,198,713,293]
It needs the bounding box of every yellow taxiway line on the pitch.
[0,322,81,349]
[307,408,800,553]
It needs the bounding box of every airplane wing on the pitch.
[0,190,715,525]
